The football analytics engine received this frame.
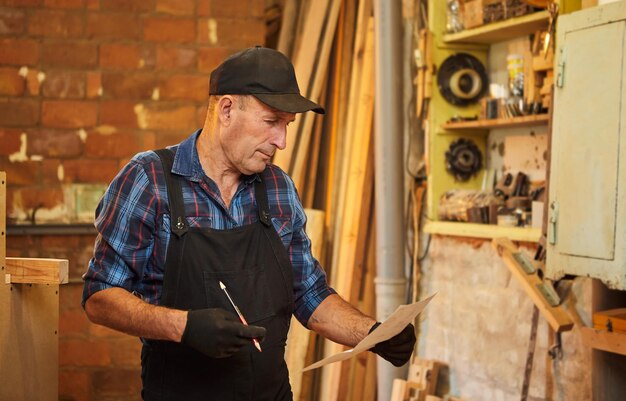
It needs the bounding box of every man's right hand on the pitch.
[181,308,266,358]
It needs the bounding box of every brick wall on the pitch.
[0,0,266,223]
[1,1,266,400]
[419,237,592,400]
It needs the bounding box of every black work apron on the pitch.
[141,149,295,401]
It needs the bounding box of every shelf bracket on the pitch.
[492,237,573,332]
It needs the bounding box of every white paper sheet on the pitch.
[302,293,436,372]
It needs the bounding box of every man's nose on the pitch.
[272,126,287,150]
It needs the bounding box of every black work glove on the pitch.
[369,322,416,367]
[181,308,266,358]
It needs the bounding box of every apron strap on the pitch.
[254,177,272,227]
[154,148,188,237]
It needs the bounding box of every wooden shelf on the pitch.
[442,114,550,131]
[443,11,550,44]
[582,327,626,356]
[424,221,541,242]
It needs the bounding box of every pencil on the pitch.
[219,281,262,352]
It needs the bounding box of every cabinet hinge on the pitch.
[556,47,566,88]
[549,201,559,245]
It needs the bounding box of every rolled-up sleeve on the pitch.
[82,158,157,306]
[287,178,336,327]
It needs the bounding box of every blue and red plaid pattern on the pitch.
[82,130,335,326]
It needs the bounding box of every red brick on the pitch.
[63,159,120,183]
[140,45,157,69]
[100,0,153,12]
[89,320,123,337]
[41,70,86,99]
[59,369,91,401]
[44,0,85,8]
[142,131,157,150]
[93,368,142,396]
[250,0,265,18]
[99,43,141,70]
[86,0,97,9]
[17,186,65,209]
[0,159,40,185]
[197,0,210,16]
[109,337,142,366]
[85,12,140,40]
[143,17,195,43]
[216,18,265,47]
[42,234,81,249]
[0,67,25,96]
[60,282,87,312]
[197,46,231,72]
[84,132,142,158]
[25,68,41,95]
[60,309,90,336]
[196,104,207,126]
[156,46,196,70]
[0,38,39,66]
[0,0,42,6]
[0,7,25,34]
[159,74,208,102]
[135,102,197,130]
[60,338,111,366]
[28,128,83,157]
[210,0,251,18]
[6,235,37,256]
[28,9,84,38]
[41,158,63,184]
[100,100,138,128]
[0,128,22,155]
[41,41,97,69]
[0,98,40,126]
[101,72,157,99]
[156,0,194,15]
[42,100,97,128]
[86,71,101,98]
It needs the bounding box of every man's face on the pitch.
[222,96,296,175]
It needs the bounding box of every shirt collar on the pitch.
[171,129,261,185]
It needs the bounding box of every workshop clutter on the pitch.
[448,0,539,31]
[438,172,545,227]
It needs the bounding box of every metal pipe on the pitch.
[373,0,408,400]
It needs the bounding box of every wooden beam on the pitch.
[286,209,325,401]
[321,16,375,401]
[5,258,69,285]
[290,0,342,191]
[277,0,299,58]
[1,171,5,277]
[582,327,626,356]
[273,0,332,175]
[492,238,573,332]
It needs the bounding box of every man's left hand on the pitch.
[369,322,416,367]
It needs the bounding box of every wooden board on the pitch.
[290,0,342,191]
[286,208,325,401]
[277,0,299,58]
[582,326,626,356]
[321,16,375,401]
[5,257,69,285]
[492,238,573,332]
[593,309,626,334]
[273,0,332,175]
[0,281,60,401]
[1,171,5,274]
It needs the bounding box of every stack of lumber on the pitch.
[273,1,378,400]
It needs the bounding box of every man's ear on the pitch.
[218,95,234,126]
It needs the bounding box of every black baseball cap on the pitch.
[209,46,325,114]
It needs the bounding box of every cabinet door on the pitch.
[547,2,626,289]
